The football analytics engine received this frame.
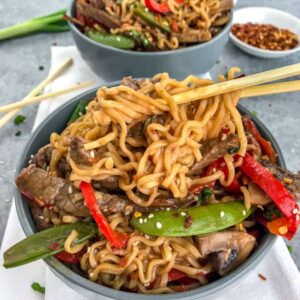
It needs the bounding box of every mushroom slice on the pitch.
[195,231,256,276]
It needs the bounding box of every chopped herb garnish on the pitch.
[287,245,293,253]
[13,115,26,125]
[252,111,258,117]
[198,187,213,204]
[31,282,45,294]
[227,146,240,154]
[38,65,44,71]
[15,131,21,136]
[264,205,281,221]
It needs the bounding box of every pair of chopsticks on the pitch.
[1,61,300,129]
[173,63,300,104]
[0,58,95,129]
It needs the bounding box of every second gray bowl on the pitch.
[68,1,232,81]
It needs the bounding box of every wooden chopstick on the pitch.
[0,58,73,129]
[173,63,300,104]
[0,81,95,113]
[240,80,300,98]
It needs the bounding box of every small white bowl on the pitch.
[229,7,300,58]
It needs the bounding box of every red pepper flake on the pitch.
[184,213,193,228]
[258,273,267,281]
[48,242,61,250]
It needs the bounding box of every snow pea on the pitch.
[69,100,86,123]
[85,30,135,49]
[133,4,171,33]
[3,222,97,268]
[131,202,252,236]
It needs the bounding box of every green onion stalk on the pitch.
[0,9,69,41]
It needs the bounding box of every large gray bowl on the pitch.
[15,84,282,300]
[68,1,232,81]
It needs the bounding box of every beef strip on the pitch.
[31,145,53,170]
[89,0,114,9]
[247,133,261,160]
[57,156,72,179]
[93,176,120,192]
[173,30,211,44]
[76,0,121,29]
[16,165,198,225]
[16,165,90,217]
[188,134,239,176]
[260,159,300,201]
[70,136,100,166]
[121,77,146,91]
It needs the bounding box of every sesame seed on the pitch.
[78,112,83,116]
[68,185,73,194]
[220,211,225,218]
[166,207,171,211]
[100,254,105,258]
[87,247,91,253]
[292,208,299,214]
[30,154,34,158]
[139,218,144,224]
[144,234,150,239]
[156,221,162,229]
[180,212,186,216]
[46,166,49,171]
[38,215,44,219]
[89,272,94,277]
[194,195,198,201]
[28,160,32,164]
[242,210,247,216]
[144,218,148,223]
[90,151,95,158]
[279,226,288,235]
[148,214,154,219]
[144,282,150,287]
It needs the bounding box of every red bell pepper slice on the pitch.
[145,0,184,14]
[243,116,277,163]
[240,153,300,239]
[145,0,170,14]
[80,182,129,248]
[168,269,198,285]
[48,242,85,264]
[172,19,179,32]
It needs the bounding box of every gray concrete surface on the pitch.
[0,0,300,269]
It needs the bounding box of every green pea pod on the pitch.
[131,202,253,236]
[133,4,171,33]
[69,100,87,123]
[3,222,98,268]
[85,30,135,49]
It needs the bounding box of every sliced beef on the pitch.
[29,202,52,230]
[16,165,136,218]
[31,145,53,170]
[247,133,261,160]
[77,0,121,29]
[218,0,233,13]
[70,136,100,166]
[188,134,239,176]
[260,160,300,201]
[121,77,146,91]
[173,30,211,44]
[57,156,72,179]
[16,165,89,217]
[93,176,120,192]
[89,0,114,9]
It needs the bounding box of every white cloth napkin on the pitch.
[1,46,300,300]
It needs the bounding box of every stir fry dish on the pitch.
[3,70,300,294]
[68,0,233,50]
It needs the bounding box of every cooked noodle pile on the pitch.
[49,69,250,293]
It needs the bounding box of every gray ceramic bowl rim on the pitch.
[68,0,232,56]
[14,83,282,300]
